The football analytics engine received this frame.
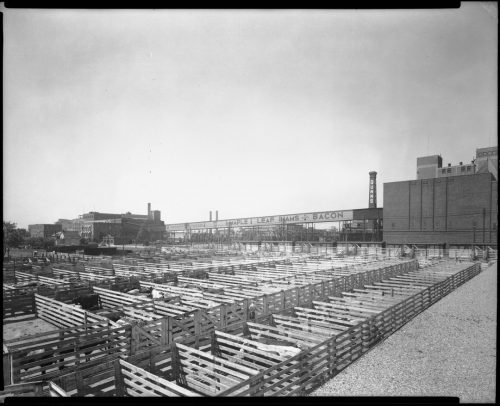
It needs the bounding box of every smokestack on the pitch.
[147,202,151,219]
[216,210,219,221]
[369,171,377,209]
[209,211,212,221]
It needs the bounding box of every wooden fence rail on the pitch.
[4,259,480,397]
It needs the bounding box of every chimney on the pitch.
[209,211,212,221]
[368,171,377,209]
[147,202,151,219]
[459,162,463,165]
[448,163,451,167]
[216,210,219,221]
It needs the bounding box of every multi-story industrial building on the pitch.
[30,203,166,245]
[28,224,63,238]
[75,204,165,244]
[384,146,497,246]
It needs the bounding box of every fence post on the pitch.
[113,359,125,397]
[160,318,168,346]
[220,305,228,330]
[3,353,13,386]
[170,343,184,385]
[328,336,337,376]
[249,374,265,396]
[130,325,137,355]
[75,370,85,396]
[32,294,37,317]
[243,298,249,322]
[263,295,269,316]
[194,310,201,347]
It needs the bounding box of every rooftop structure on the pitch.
[416,146,498,181]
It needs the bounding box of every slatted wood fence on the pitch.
[114,359,200,397]
[2,258,482,397]
[4,321,132,384]
[34,294,111,328]
[92,286,153,309]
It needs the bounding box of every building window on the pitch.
[461,167,465,172]
[467,166,471,171]
[441,169,446,174]
[447,168,451,173]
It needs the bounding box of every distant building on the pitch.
[30,203,166,245]
[28,224,62,238]
[101,234,115,246]
[416,146,497,181]
[55,219,75,231]
[54,230,81,246]
[70,203,165,244]
[384,146,498,246]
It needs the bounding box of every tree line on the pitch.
[3,221,56,254]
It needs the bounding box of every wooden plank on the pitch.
[272,315,340,336]
[48,381,69,397]
[215,332,288,362]
[313,301,381,315]
[246,322,322,346]
[178,350,254,384]
[176,343,259,377]
[178,358,243,388]
[120,361,200,397]
[217,344,278,369]
[294,307,363,325]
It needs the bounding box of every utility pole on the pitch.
[482,208,486,244]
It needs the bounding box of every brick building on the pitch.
[384,147,497,246]
[28,224,62,238]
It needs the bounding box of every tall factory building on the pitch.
[384,146,497,246]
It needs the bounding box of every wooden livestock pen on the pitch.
[36,260,480,397]
[92,286,153,309]
[3,259,481,397]
[3,320,132,384]
[114,359,200,397]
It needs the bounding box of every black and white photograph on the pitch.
[1,3,497,401]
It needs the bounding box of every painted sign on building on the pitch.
[165,210,354,231]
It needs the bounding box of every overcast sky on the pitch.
[3,4,497,229]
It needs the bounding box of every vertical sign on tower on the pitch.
[369,171,377,208]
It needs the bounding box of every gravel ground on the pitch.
[310,261,497,403]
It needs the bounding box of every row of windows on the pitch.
[477,151,497,157]
[440,166,473,174]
